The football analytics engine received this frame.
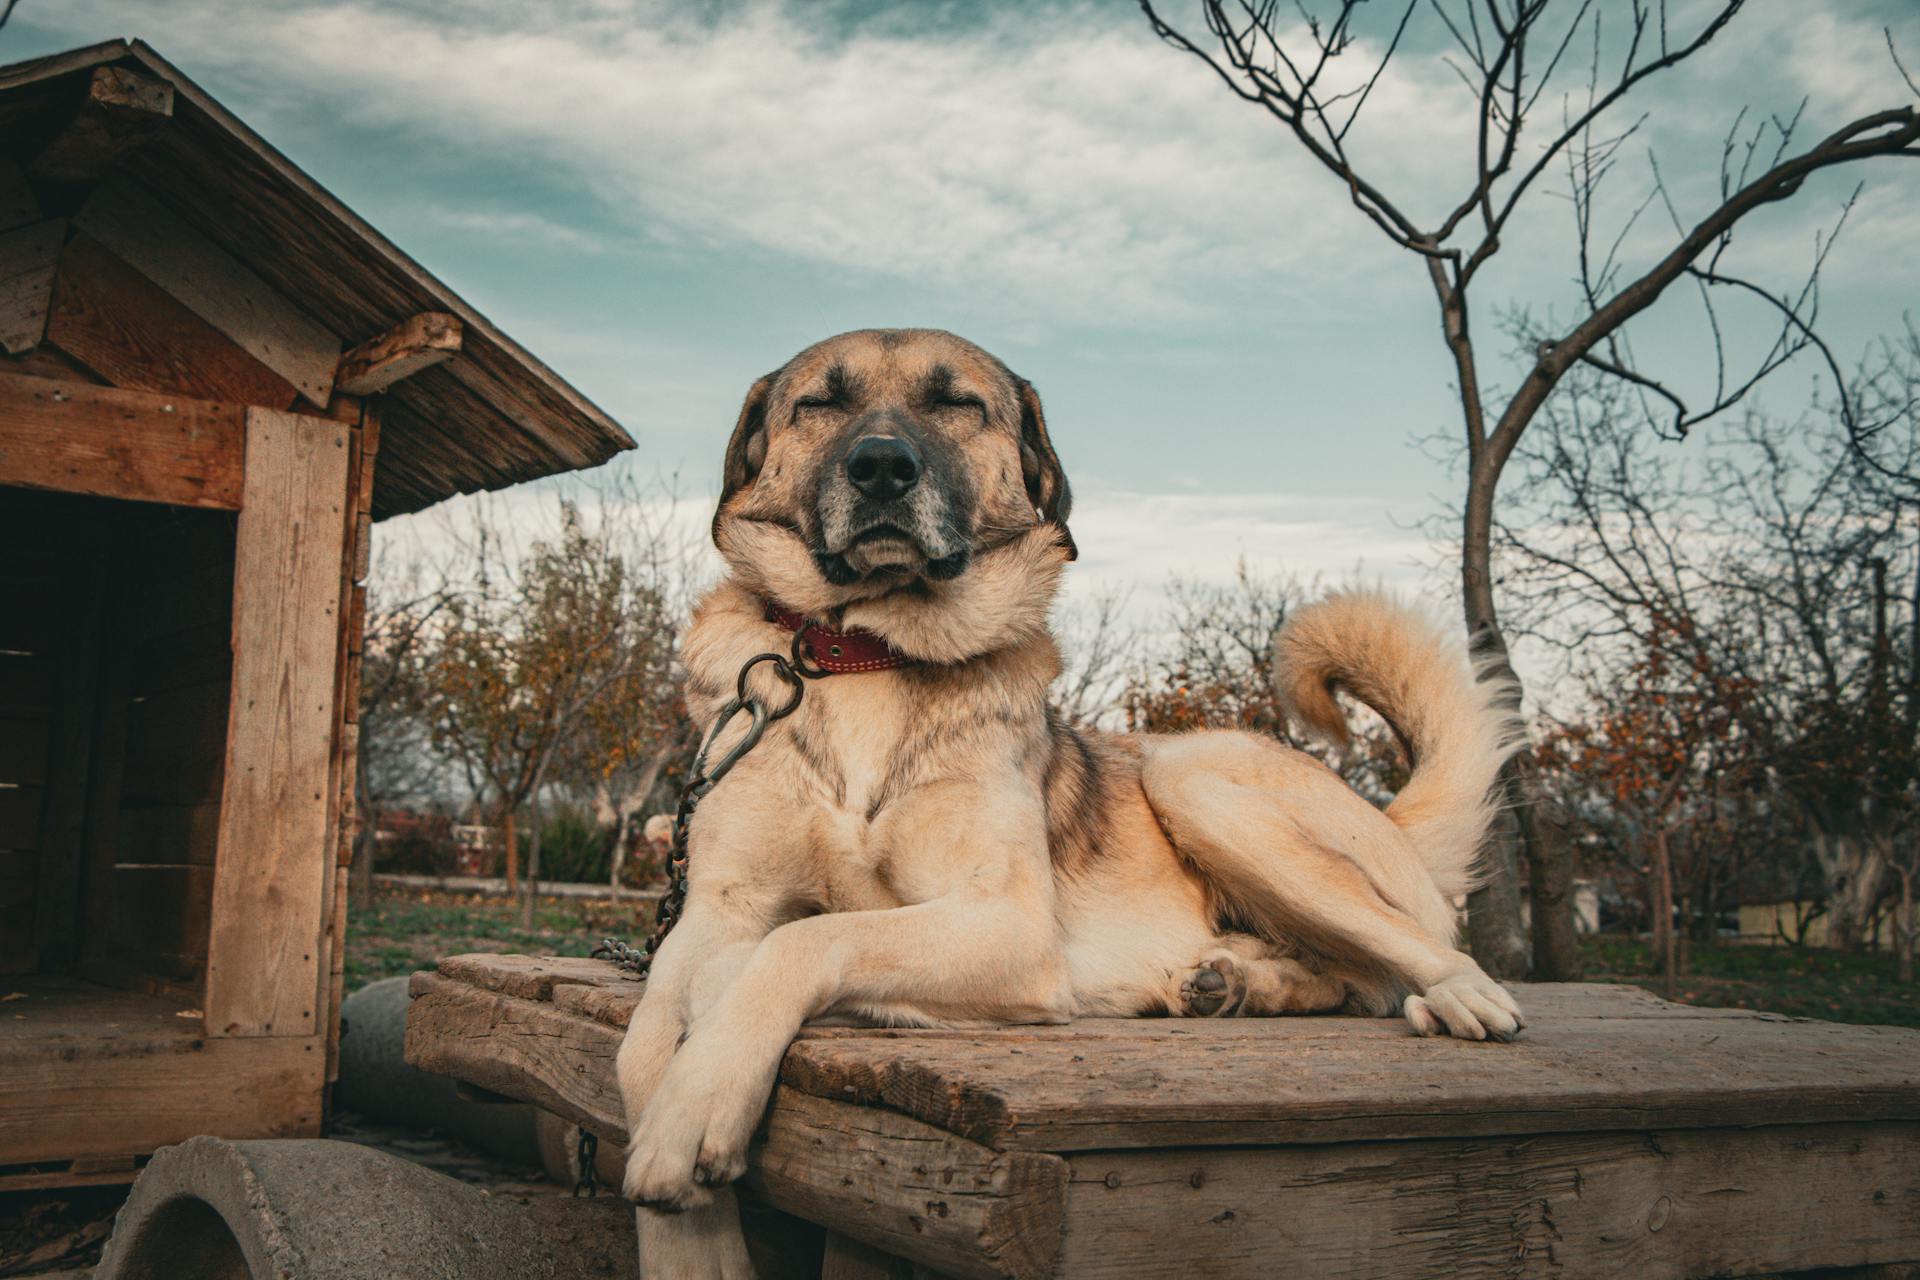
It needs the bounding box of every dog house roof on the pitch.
[0,39,635,519]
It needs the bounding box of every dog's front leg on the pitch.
[624,798,1065,1210]
[617,848,785,1279]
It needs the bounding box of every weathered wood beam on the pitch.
[29,67,174,185]
[0,159,39,234]
[0,219,65,354]
[46,232,299,407]
[0,370,245,508]
[405,969,1068,1280]
[74,178,339,407]
[334,312,462,395]
[204,408,352,1038]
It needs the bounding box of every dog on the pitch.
[614,328,1524,1277]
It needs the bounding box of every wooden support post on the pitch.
[203,408,351,1038]
[334,313,462,395]
[29,66,174,185]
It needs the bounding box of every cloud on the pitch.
[50,0,1490,325]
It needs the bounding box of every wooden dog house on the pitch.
[0,40,632,1189]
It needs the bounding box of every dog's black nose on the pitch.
[845,435,921,502]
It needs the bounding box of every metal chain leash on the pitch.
[593,629,827,980]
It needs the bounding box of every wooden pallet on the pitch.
[404,953,1920,1279]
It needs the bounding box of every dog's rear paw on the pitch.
[1178,952,1247,1017]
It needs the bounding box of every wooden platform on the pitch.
[404,954,1920,1279]
[0,975,324,1189]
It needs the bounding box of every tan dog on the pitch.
[615,329,1523,1277]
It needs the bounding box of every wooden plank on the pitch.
[1057,1125,1920,1279]
[203,407,350,1037]
[0,718,51,784]
[0,370,245,508]
[334,312,461,395]
[109,864,213,983]
[0,784,43,850]
[0,217,65,354]
[73,178,338,406]
[47,232,299,407]
[748,1088,1065,1280]
[0,980,324,1165]
[404,971,1064,1280]
[771,1009,1920,1154]
[118,801,221,866]
[34,537,109,969]
[76,567,131,981]
[324,863,347,1086]
[119,679,229,805]
[408,955,1920,1155]
[0,157,38,232]
[28,66,174,185]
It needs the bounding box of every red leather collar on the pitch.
[767,605,916,674]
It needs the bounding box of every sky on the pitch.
[6,0,1917,658]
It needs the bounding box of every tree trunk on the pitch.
[1813,830,1889,952]
[609,807,631,903]
[1898,865,1915,985]
[350,728,376,902]
[520,794,543,931]
[1456,554,1536,979]
[1653,825,1678,1002]
[1516,755,1582,979]
[501,805,518,891]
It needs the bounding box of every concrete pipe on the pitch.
[93,1137,638,1280]
[337,975,542,1165]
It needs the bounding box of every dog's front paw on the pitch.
[621,1040,769,1209]
[622,1116,713,1213]
[1405,970,1525,1042]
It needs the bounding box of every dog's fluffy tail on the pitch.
[1272,590,1519,899]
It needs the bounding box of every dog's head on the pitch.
[711,330,1075,643]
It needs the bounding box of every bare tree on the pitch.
[1502,353,1919,963]
[350,554,449,900]
[1139,0,1920,977]
[1052,585,1141,727]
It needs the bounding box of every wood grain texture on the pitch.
[0,157,37,232]
[404,971,1061,1280]
[74,178,339,406]
[0,370,245,508]
[33,539,108,969]
[47,232,299,407]
[748,1088,1065,1280]
[203,407,350,1037]
[0,217,65,354]
[334,311,461,394]
[28,66,173,184]
[1057,1125,1920,1279]
[0,976,323,1166]
[406,957,1920,1154]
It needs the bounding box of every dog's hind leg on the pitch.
[1142,731,1523,1041]
[1175,934,1349,1017]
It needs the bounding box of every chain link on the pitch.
[572,1127,600,1198]
[593,635,827,980]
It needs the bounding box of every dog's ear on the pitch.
[1014,376,1076,560]
[712,372,776,546]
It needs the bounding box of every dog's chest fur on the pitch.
[765,656,1048,912]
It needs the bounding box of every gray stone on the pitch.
[94,1137,637,1280]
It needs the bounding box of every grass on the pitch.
[346,885,659,993]
[1580,935,1920,1028]
[348,886,1919,1028]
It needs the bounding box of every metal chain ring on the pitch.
[592,648,825,979]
